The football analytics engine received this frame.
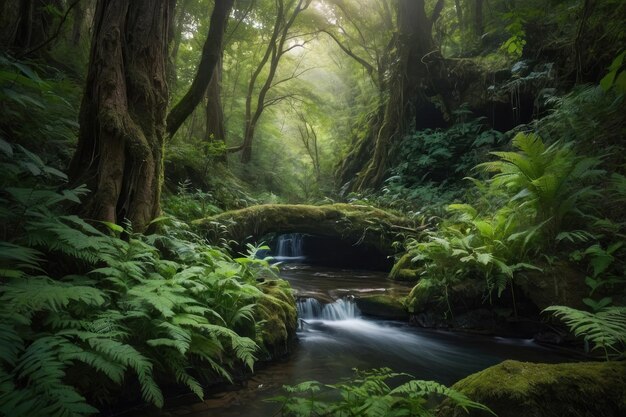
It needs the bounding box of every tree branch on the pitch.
[321,29,374,76]
[166,0,235,137]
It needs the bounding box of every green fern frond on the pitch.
[1,277,106,313]
[545,306,626,355]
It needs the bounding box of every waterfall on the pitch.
[297,297,360,321]
[274,233,305,261]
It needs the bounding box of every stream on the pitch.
[172,234,575,417]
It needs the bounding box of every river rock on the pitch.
[356,294,408,320]
[437,360,626,417]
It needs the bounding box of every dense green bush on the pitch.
[0,140,293,416]
[0,55,80,168]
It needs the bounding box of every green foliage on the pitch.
[373,111,504,214]
[477,132,603,242]
[267,368,493,417]
[0,141,293,416]
[162,180,223,222]
[407,201,540,304]
[600,51,626,93]
[544,306,626,358]
[404,129,610,311]
[0,55,80,167]
[393,112,505,187]
[499,12,527,59]
[546,239,626,359]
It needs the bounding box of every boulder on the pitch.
[517,261,588,311]
[437,360,626,417]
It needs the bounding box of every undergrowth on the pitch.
[0,139,294,416]
[268,368,493,417]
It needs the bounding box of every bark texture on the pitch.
[345,0,447,191]
[68,0,173,232]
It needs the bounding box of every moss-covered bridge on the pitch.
[193,203,421,255]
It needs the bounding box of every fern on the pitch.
[545,306,626,358]
[268,368,493,417]
[0,140,295,416]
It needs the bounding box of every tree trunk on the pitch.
[68,0,173,232]
[237,0,312,164]
[473,0,484,36]
[71,0,96,46]
[166,0,234,138]
[206,56,226,141]
[205,55,227,164]
[240,123,255,164]
[351,0,444,190]
[0,0,57,51]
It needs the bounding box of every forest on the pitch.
[0,0,625,416]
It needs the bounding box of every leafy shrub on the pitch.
[477,132,603,242]
[405,132,606,311]
[392,112,505,187]
[0,55,80,167]
[0,139,293,416]
[161,180,223,222]
[545,241,626,359]
[267,368,493,417]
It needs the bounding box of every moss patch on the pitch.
[356,294,408,320]
[406,280,434,313]
[256,279,297,359]
[437,360,626,417]
[389,253,421,282]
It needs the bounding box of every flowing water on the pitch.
[272,233,305,263]
[172,236,576,416]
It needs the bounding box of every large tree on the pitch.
[68,0,174,232]
[338,0,446,190]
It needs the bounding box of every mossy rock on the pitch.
[389,253,421,282]
[356,294,408,320]
[256,279,297,359]
[406,280,434,313]
[517,260,588,310]
[437,360,626,417]
[193,203,418,255]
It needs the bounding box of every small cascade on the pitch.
[297,297,360,321]
[274,233,305,261]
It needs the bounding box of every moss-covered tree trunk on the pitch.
[68,0,174,232]
[350,0,445,190]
